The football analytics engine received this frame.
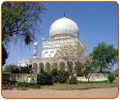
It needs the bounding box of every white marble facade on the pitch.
[18,16,83,72]
[42,17,80,58]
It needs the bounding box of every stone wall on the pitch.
[2,73,37,83]
[77,73,108,82]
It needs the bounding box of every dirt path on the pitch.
[2,87,118,98]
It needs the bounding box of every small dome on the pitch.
[34,41,38,46]
[49,17,79,37]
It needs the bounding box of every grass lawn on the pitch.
[2,80,118,90]
[41,81,118,90]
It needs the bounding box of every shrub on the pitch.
[16,82,29,87]
[37,72,53,85]
[57,70,69,83]
[4,65,15,73]
[2,80,10,85]
[51,68,58,83]
[16,82,40,88]
[108,73,116,83]
[51,68,69,83]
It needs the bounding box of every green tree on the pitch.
[108,73,116,83]
[83,59,93,83]
[2,2,45,65]
[2,44,8,66]
[83,56,98,83]
[91,42,118,72]
[19,64,32,73]
[4,64,16,73]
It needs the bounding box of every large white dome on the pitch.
[49,17,79,38]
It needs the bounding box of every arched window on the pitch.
[50,51,54,57]
[67,61,73,72]
[52,62,58,69]
[44,52,48,57]
[39,62,44,73]
[59,62,65,71]
[45,62,50,72]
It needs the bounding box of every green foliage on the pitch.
[2,2,45,44]
[4,64,20,73]
[13,67,19,73]
[51,68,69,83]
[37,72,53,85]
[4,65,16,73]
[51,67,58,83]
[2,2,45,65]
[57,70,69,83]
[2,44,8,66]
[16,82,40,88]
[83,59,95,83]
[108,73,116,83]
[19,64,32,74]
[39,63,44,73]
[74,61,84,76]
[91,42,118,72]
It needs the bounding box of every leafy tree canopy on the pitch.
[90,42,118,72]
[2,2,45,45]
[2,2,45,66]
[4,64,17,73]
[2,44,8,66]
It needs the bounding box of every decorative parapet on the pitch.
[42,38,79,47]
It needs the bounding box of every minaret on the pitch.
[33,41,38,59]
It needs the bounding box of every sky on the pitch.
[5,2,118,66]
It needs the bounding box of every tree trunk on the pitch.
[88,77,90,83]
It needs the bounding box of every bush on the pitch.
[37,72,53,85]
[16,82,29,87]
[4,65,15,73]
[57,70,69,83]
[51,68,69,83]
[108,73,116,83]
[16,82,40,88]
[51,68,58,83]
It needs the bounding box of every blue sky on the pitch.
[6,2,118,65]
